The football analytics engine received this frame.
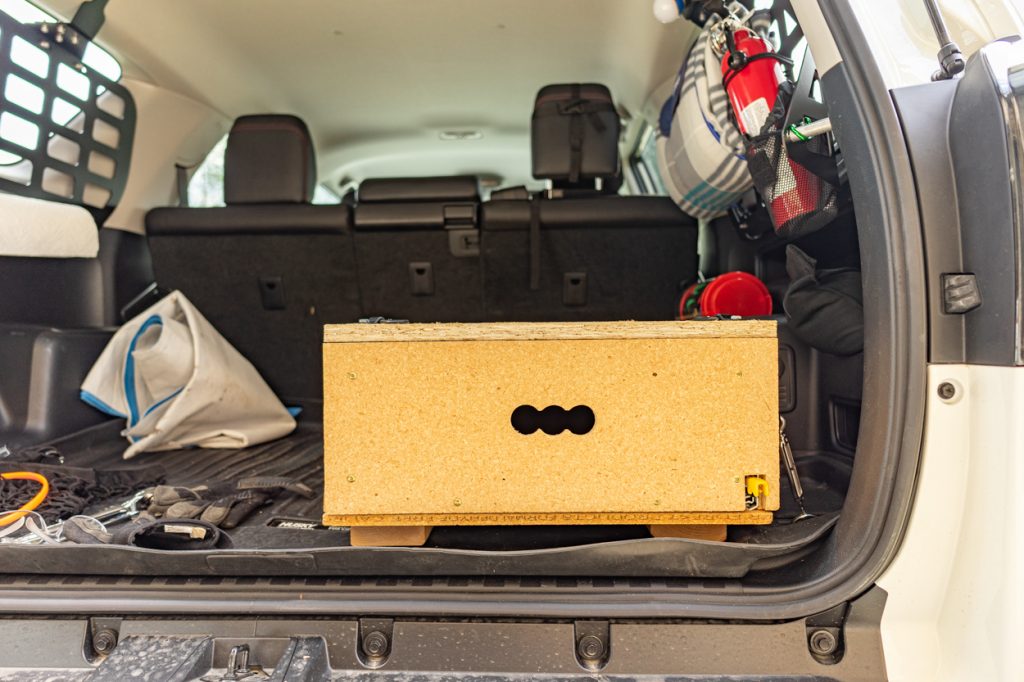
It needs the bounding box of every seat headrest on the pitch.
[224,115,317,205]
[358,176,480,203]
[531,83,621,191]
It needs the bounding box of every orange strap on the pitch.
[0,472,50,526]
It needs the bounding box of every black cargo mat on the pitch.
[0,420,846,578]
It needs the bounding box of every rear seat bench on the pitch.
[353,176,483,322]
[481,194,699,321]
[146,115,360,401]
[140,84,699,397]
[480,83,698,321]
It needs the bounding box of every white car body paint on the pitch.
[877,366,1024,681]
[788,4,1024,678]
[814,2,1024,679]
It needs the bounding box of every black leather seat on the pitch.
[146,115,359,401]
[353,176,483,321]
[481,84,699,321]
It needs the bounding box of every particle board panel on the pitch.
[322,321,779,526]
[323,511,774,526]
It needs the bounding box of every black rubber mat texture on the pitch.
[0,418,849,576]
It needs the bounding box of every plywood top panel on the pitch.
[324,320,778,344]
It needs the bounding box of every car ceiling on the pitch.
[39,0,694,191]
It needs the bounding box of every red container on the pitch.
[679,272,773,319]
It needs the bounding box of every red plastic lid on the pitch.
[698,271,773,317]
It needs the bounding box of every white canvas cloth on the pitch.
[81,290,296,459]
[659,18,752,220]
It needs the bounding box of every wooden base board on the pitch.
[326,510,773,527]
[350,525,433,547]
[648,524,728,542]
[348,523,733,547]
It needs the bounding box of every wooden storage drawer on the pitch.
[322,321,779,528]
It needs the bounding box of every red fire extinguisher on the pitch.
[721,28,783,136]
[722,28,820,230]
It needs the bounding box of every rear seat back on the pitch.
[146,115,359,400]
[353,176,483,321]
[481,83,698,321]
[482,195,698,320]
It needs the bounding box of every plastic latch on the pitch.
[745,476,769,497]
[941,273,982,314]
[258,276,286,310]
[447,229,480,257]
[408,262,435,296]
[745,476,769,510]
[563,272,587,306]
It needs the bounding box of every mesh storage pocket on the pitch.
[746,87,838,240]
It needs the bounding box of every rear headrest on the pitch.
[358,176,480,203]
[224,115,316,205]
[531,83,621,190]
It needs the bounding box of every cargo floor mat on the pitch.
[0,419,847,578]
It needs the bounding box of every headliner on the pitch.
[40,0,693,189]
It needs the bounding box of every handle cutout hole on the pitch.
[511,405,595,435]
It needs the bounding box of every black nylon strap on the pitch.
[63,517,233,550]
[529,196,541,291]
[116,518,231,550]
[568,84,583,184]
[237,476,315,498]
[70,0,110,41]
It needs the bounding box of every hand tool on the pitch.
[780,417,814,522]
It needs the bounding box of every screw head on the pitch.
[809,629,838,656]
[577,634,605,660]
[93,628,118,655]
[938,382,957,400]
[362,631,390,658]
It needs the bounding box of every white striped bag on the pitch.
[657,18,752,220]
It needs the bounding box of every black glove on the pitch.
[145,477,315,529]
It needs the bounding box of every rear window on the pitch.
[0,0,122,167]
[0,0,132,208]
[629,124,667,195]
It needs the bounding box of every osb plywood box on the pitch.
[322,321,779,527]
